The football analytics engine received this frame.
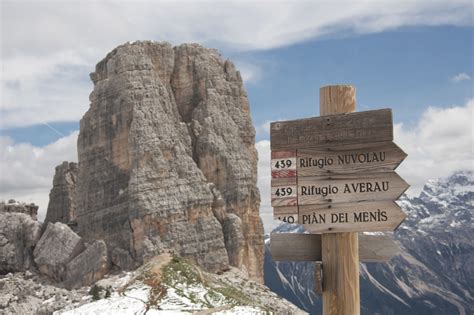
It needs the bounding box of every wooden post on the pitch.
[320,85,360,315]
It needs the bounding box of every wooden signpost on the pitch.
[270,108,393,150]
[269,85,409,315]
[299,201,406,233]
[270,233,400,262]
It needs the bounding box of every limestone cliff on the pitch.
[45,162,78,225]
[74,41,263,281]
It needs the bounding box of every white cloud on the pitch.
[395,99,474,195]
[256,140,277,233]
[1,0,472,128]
[255,120,272,138]
[450,72,471,83]
[233,61,262,84]
[0,131,79,221]
[256,100,474,231]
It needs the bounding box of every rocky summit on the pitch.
[48,41,264,281]
[0,41,285,314]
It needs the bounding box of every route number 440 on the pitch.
[274,159,293,169]
[277,216,296,223]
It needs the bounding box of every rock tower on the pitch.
[64,41,264,281]
[45,162,78,225]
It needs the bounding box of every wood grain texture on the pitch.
[299,201,407,233]
[270,233,322,261]
[297,171,409,206]
[271,197,298,207]
[320,85,359,315]
[320,85,356,116]
[296,141,407,176]
[270,109,392,151]
[322,232,359,315]
[315,262,323,295]
[273,206,299,223]
[269,233,398,262]
[271,177,297,186]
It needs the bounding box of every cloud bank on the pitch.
[0,131,78,220]
[2,0,472,128]
[257,99,474,232]
[394,99,474,193]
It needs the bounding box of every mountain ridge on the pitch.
[264,170,473,314]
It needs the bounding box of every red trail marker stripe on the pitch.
[271,150,297,159]
[272,170,297,178]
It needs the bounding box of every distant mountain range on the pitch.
[264,171,474,315]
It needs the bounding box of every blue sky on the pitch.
[1,1,473,228]
[2,25,471,145]
[242,25,473,139]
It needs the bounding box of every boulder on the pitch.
[0,212,42,273]
[33,222,84,281]
[64,240,109,289]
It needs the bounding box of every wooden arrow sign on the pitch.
[270,108,408,233]
[271,141,406,178]
[297,171,409,206]
[271,141,408,226]
[296,141,407,176]
[270,233,400,262]
[272,171,409,207]
[299,201,406,233]
[270,109,393,151]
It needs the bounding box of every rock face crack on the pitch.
[53,41,264,281]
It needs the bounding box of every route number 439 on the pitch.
[274,159,293,169]
[275,187,293,197]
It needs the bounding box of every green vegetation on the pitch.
[160,255,259,308]
[212,286,253,306]
[105,286,112,298]
[89,285,102,301]
[162,255,201,287]
[134,254,271,312]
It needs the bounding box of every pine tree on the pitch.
[105,286,112,298]
[89,285,101,300]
